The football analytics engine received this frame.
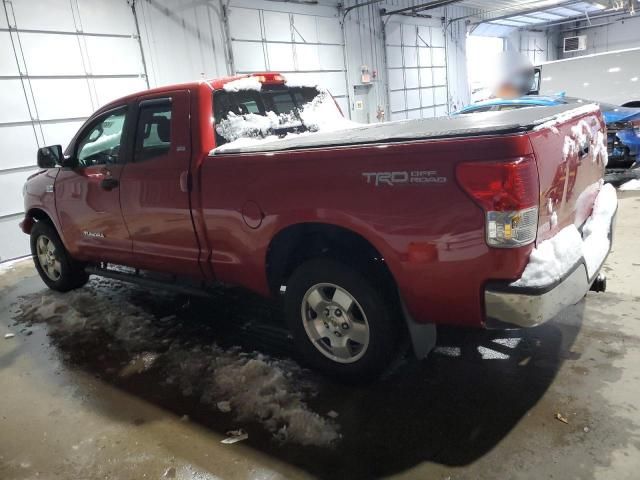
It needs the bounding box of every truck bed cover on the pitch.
[212,103,598,155]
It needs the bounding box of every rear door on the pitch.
[55,106,132,263]
[119,91,201,277]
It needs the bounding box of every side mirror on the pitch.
[37,145,63,168]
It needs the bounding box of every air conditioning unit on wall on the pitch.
[563,35,587,53]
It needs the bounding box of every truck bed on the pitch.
[212,103,598,155]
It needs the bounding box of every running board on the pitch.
[85,264,216,298]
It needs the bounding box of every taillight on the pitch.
[456,156,539,248]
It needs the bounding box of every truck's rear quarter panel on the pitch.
[200,134,536,327]
[528,110,606,244]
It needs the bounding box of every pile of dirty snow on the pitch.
[512,183,617,287]
[15,282,340,447]
[619,179,640,191]
[213,90,356,153]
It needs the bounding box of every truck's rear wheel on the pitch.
[30,221,88,292]
[284,258,398,380]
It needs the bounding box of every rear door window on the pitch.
[134,99,172,162]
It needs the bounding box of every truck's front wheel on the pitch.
[30,221,88,292]
[284,258,399,380]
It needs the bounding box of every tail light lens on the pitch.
[456,156,539,248]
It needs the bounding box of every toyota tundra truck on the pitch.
[20,73,617,379]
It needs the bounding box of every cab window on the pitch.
[76,109,127,167]
[134,99,172,162]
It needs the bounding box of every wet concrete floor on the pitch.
[1,192,640,480]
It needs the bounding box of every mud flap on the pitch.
[400,296,436,359]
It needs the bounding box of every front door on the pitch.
[55,106,132,264]
[119,91,201,277]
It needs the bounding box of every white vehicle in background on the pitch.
[533,47,640,107]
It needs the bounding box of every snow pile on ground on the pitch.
[619,179,640,191]
[223,76,262,92]
[15,284,340,446]
[511,183,617,287]
[213,90,357,154]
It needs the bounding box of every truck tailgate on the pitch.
[526,105,607,245]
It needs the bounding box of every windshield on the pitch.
[213,86,321,146]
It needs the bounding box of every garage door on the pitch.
[385,20,448,121]
[227,5,349,116]
[0,0,147,262]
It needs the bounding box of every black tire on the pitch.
[30,221,89,292]
[284,258,399,381]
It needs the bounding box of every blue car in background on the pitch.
[459,95,640,169]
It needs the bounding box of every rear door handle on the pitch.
[100,178,119,190]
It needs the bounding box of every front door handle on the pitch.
[100,178,119,190]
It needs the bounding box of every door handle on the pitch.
[100,178,119,190]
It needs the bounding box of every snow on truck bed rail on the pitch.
[210,103,600,155]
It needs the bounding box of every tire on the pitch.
[284,258,399,380]
[30,221,89,292]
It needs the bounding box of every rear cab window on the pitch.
[213,85,322,146]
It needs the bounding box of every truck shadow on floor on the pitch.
[12,277,584,480]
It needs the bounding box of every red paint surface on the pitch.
[22,75,606,328]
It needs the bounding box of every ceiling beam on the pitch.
[380,0,465,17]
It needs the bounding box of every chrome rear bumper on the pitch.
[484,262,595,328]
[484,209,616,329]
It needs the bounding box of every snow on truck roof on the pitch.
[211,103,600,155]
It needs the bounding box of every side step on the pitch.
[85,264,216,298]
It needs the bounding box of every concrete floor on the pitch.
[1,192,640,480]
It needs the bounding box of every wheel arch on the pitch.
[22,207,55,233]
[265,222,398,298]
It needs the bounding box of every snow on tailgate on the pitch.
[511,183,617,287]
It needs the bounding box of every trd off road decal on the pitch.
[362,170,447,186]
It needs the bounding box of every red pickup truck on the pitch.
[21,73,616,379]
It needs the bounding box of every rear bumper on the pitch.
[484,209,616,329]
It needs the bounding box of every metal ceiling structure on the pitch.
[446,0,640,36]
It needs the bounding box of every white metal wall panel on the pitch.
[0,0,147,262]
[76,0,137,35]
[0,217,28,261]
[385,20,449,121]
[228,5,349,116]
[0,80,31,123]
[0,125,39,170]
[19,33,85,75]
[137,0,230,86]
